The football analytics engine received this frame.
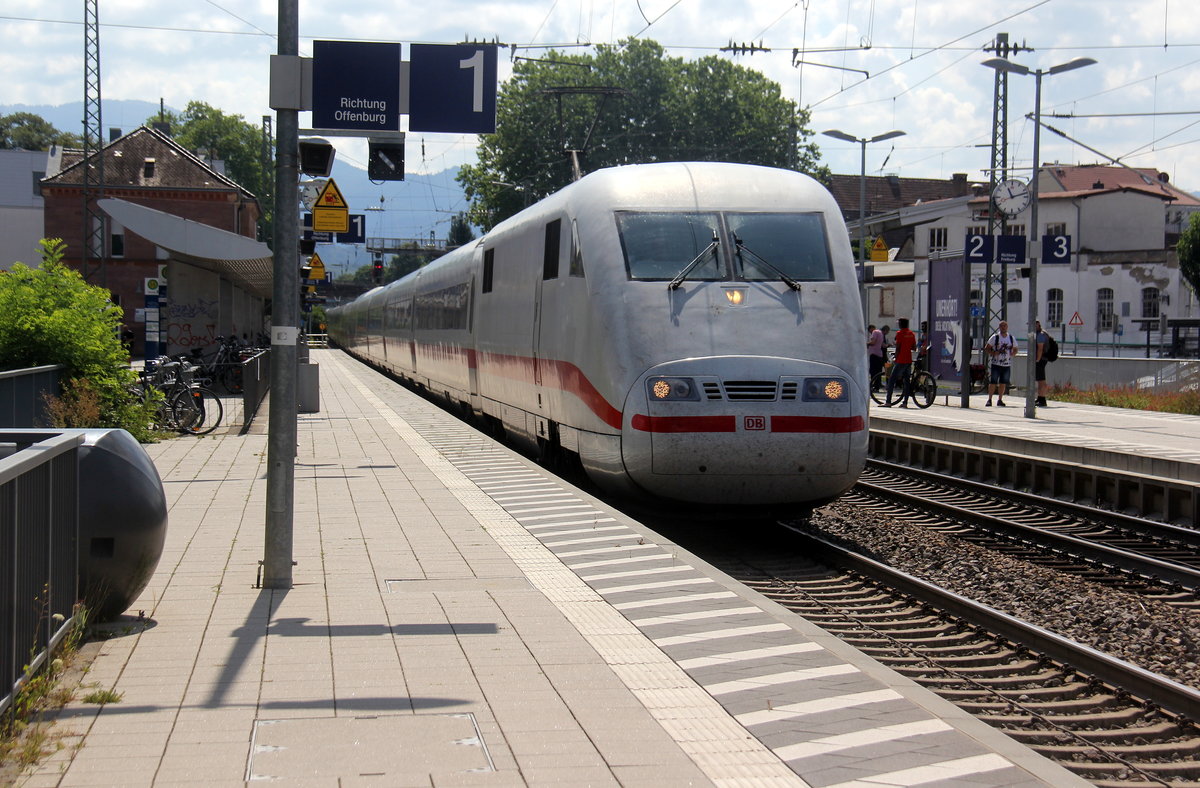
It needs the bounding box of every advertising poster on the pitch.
[929,257,964,385]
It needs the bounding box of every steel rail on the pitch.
[781,523,1200,722]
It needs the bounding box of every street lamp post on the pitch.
[822,129,906,322]
[981,57,1096,419]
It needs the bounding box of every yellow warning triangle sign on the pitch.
[308,253,326,279]
[316,179,347,209]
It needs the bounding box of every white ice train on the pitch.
[328,162,868,506]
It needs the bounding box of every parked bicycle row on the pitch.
[128,357,224,435]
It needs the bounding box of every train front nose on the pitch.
[621,358,867,504]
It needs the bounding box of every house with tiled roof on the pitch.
[826,172,978,259]
[844,163,1200,357]
[41,125,271,357]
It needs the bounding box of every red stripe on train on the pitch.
[771,415,865,433]
[631,415,738,433]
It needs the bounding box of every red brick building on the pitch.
[41,126,270,357]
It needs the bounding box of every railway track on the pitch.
[854,460,1200,607]
[713,528,1200,788]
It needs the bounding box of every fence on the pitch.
[240,350,271,430]
[0,431,83,718]
[0,365,64,428]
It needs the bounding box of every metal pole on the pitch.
[1024,70,1043,419]
[264,0,299,588]
[858,139,868,320]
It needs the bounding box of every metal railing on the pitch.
[0,431,83,718]
[0,365,64,428]
[240,350,271,430]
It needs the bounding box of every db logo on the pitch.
[744,416,766,431]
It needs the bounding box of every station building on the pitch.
[837,165,1200,356]
[37,125,272,358]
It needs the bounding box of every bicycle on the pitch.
[870,363,937,409]
[132,359,224,435]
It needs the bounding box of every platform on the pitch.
[24,349,1089,787]
[869,392,1200,524]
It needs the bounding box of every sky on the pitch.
[4,0,1200,202]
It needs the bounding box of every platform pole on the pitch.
[264,0,299,589]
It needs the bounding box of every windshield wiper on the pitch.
[733,234,802,290]
[667,232,720,290]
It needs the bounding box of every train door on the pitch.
[532,219,562,409]
[467,274,479,403]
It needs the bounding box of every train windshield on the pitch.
[728,213,833,282]
[616,212,723,281]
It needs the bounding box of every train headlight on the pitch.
[803,378,848,402]
[648,377,699,401]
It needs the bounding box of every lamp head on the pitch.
[822,129,859,144]
[869,130,906,144]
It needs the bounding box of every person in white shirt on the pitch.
[984,321,1018,407]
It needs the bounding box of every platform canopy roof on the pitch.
[97,198,273,298]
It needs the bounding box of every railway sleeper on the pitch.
[956,693,1124,714]
[980,705,1153,727]
[839,630,980,648]
[884,648,1024,669]
[893,657,1047,677]
[1002,719,1188,744]
[910,667,1067,688]
[1032,734,1200,758]
[1065,759,1200,783]
[935,680,1094,702]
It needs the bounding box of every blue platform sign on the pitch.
[303,213,365,245]
[996,234,1026,266]
[409,44,497,134]
[313,41,402,131]
[1042,233,1071,264]
[964,232,993,264]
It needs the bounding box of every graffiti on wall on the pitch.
[168,298,219,349]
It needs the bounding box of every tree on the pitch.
[448,212,476,247]
[458,39,825,230]
[0,239,157,440]
[0,112,82,150]
[1178,212,1200,303]
[148,102,273,245]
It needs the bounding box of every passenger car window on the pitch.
[728,213,832,282]
[616,212,722,281]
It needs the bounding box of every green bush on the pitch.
[0,239,158,441]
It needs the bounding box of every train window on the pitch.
[482,248,494,293]
[543,219,561,280]
[616,212,722,280]
[569,219,585,277]
[727,213,833,282]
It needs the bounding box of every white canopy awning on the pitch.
[97,198,273,297]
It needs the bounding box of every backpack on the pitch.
[1045,334,1059,362]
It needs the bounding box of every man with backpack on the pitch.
[984,321,1018,407]
[1034,319,1055,407]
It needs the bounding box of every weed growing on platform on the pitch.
[80,687,122,705]
[0,605,88,777]
[1049,384,1200,415]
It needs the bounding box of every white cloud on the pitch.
[4,0,1199,193]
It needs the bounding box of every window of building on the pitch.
[1045,222,1067,237]
[1047,288,1064,328]
[110,221,125,258]
[143,158,156,179]
[1006,288,1022,303]
[1097,287,1115,331]
[1142,287,1160,319]
[481,248,494,293]
[1006,223,1026,238]
[928,227,948,253]
[966,225,987,236]
[543,219,561,280]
